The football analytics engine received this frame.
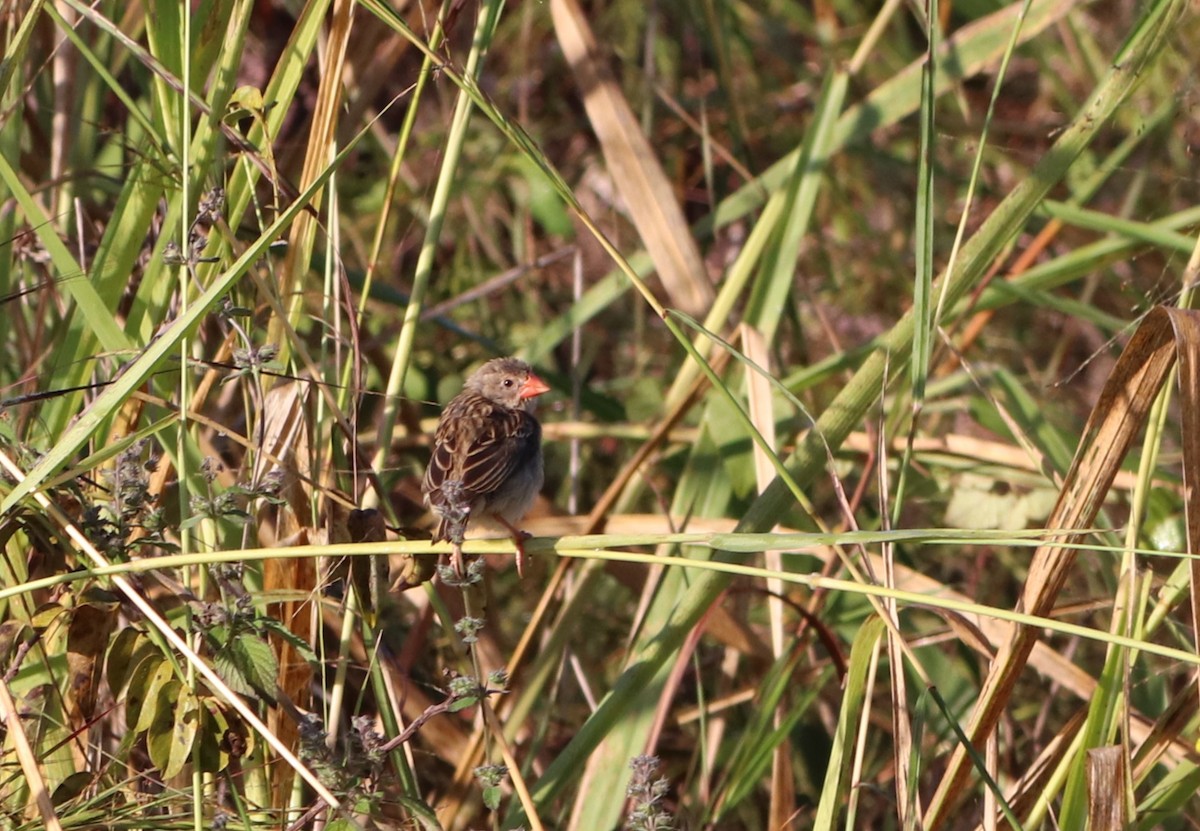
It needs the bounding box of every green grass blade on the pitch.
[812,615,883,831]
[512,1,1186,820]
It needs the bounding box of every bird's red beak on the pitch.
[520,373,551,399]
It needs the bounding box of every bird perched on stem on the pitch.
[422,358,550,577]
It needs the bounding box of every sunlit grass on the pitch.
[0,1,1198,830]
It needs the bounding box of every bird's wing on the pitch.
[423,394,540,506]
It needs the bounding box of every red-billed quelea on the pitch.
[422,358,550,577]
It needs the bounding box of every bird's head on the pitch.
[465,357,550,409]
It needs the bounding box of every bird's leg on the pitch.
[450,541,466,578]
[493,515,532,577]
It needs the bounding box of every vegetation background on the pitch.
[1,0,1199,829]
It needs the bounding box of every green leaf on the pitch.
[50,772,92,808]
[129,659,173,733]
[228,632,280,703]
[812,616,884,830]
[212,647,256,699]
[145,678,183,774]
[512,154,573,238]
[226,84,265,119]
[195,698,233,773]
[323,821,361,831]
[447,694,479,713]
[257,615,319,666]
[162,691,200,779]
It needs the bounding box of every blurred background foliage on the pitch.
[1,0,1199,829]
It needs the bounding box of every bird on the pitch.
[422,357,550,577]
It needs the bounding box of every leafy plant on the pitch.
[0,1,1198,830]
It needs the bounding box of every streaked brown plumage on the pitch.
[422,358,549,576]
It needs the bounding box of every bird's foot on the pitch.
[514,535,528,578]
[495,517,533,577]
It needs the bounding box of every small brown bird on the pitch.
[422,358,550,577]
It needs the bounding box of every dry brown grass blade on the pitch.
[0,679,64,831]
[255,382,314,541]
[738,324,796,830]
[925,305,1200,828]
[253,0,353,785]
[550,0,714,316]
[258,382,317,807]
[884,539,915,828]
[267,0,355,359]
[1168,310,1200,710]
[859,552,1193,769]
[842,431,1160,492]
[1086,747,1128,831]
[1131,678,1200,778]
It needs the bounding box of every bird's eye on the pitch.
[503,378,514,387]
